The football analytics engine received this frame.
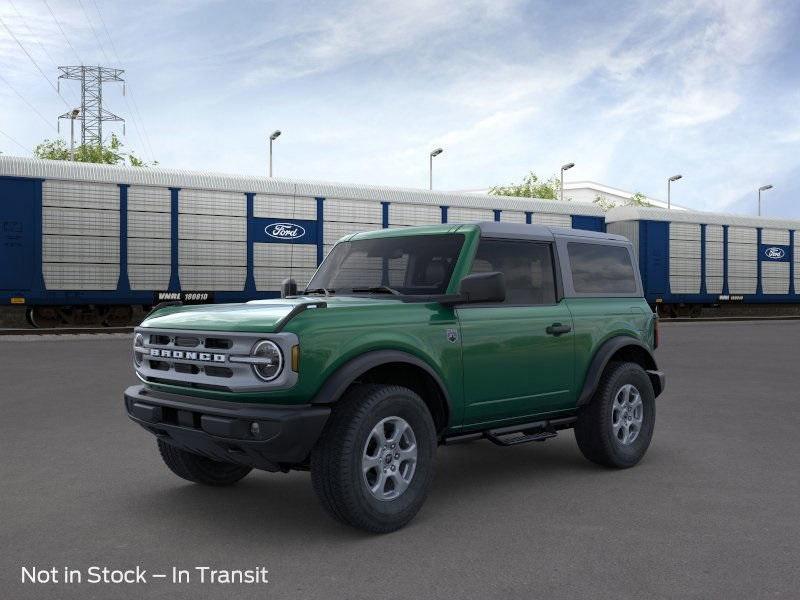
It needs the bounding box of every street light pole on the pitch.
[269,130,281,177]
[560,162,575,202]
[429,148,443,190]
[69,108,80,161]
[667,174,682,209]
[758,184,773,216]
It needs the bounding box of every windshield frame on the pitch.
[305,233,467,298]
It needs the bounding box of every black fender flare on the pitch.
[577,337,664,405]
[310,349,453,414]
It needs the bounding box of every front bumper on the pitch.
[124,385,330,471]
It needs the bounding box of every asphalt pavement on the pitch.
[1,321,798,599]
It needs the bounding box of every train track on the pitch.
[0,327,133,336]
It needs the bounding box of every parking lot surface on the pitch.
[1,321,798,599]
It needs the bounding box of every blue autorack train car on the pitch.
[0,157,605,326]
[606,206,800,316]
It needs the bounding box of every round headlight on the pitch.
[251,340,283,382]
[133,333,144,366]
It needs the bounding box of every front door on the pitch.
[458,238,575,427]
[0,178,36,291]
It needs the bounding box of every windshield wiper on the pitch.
[304,287,334,296]
[351,285,402,295]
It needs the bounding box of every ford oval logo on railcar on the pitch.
[265,222,306,240]
[764,246,786,260]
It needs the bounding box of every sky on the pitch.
[1,0,799,217]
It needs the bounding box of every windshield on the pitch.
[306,234,465,296]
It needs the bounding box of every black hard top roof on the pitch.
[468,221,629,243]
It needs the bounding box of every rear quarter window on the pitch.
[567,242,637,294]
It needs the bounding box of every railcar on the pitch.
[0,157,605,326]
[606,206,800,316]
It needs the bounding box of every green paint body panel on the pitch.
[137,224,656,434]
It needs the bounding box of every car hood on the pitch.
[140,295,405,333]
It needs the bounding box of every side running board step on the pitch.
[441,416,577,447]
[484,416,577,447]
[485,429,557,446]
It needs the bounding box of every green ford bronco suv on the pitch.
[125,222,664,533]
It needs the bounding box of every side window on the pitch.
[469,239,556,305]
[568,242,637,294]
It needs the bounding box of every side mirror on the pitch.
[281,278,298,298]
[457,271,506,304]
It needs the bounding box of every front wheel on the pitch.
[574,361,656,468]
[310,384,437,533]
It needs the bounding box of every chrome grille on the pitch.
[134,327,298,392]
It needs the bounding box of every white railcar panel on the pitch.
[532,213,571,227]
[669,222,701,241]
[129,211,170,239]
[323,222,381,246]
[705,258,723,278]
[761,229,790,245]
[728,226,757,244]
[706,225,724,242]
[179,214,246,241]
[705,239,724,260]
[606,221,639,263]
[728,277,757,294]
[388,203,441,226]
[727,244,756,261]
[669,273,701,294]
[128,238,170,264]
[669,239,701,259]
[706,276,723,294]
[501,210,527,224]
[128,186,170,213]
[254,194,317,220]
[448,207,494,222]
[325,198,382,223]
[43,263,119,290]
[761,262,789,294]
[728,260,757,278]
[254,243,317,268]
[670,257,701,275]
[43,235,119,264]
[180,240,246,266]
[43,206,119,237]
[42,180,119,211]
[179,189,245,217]
[129,265,171,290]
[179,266,246,290]
[255,268,317,291]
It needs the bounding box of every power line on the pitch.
[42,0,84,66]
[0,14,70,108]
[7,0,81,106]
[0,72,59,132]
[0,126,31,153]
[89,0,156,162]
[76,0,112,64]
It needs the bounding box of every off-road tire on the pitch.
[157,439,252,486]
[574,361,656,468]
[311,384,437,533]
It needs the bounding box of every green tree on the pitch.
[593,191,653,212]
[489,171,563,200]
[33,133,156,166]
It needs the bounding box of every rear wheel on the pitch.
[157,439,252,486]
[311,384,437,533]
[574,361,656,468]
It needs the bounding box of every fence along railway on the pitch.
[1,156,798,326]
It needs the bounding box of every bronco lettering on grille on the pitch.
[149,349,226,362]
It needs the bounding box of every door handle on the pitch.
[546,322,572,336]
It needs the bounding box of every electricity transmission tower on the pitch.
[57,66,125,146]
